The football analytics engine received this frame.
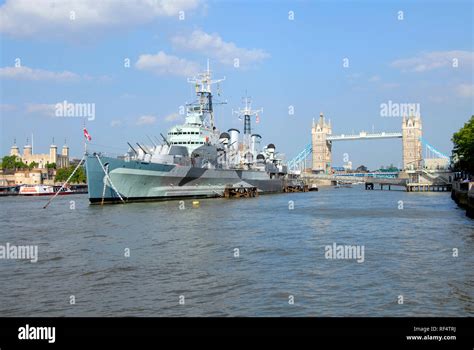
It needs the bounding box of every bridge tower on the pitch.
[312,113,332,174]
[402,115,423,170]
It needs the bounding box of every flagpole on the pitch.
[83,117,87,155]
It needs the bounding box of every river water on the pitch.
[0,186,473,316]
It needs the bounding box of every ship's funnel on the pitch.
[228,128,240,152]
[251,134,261,155]
[267,143,275,160]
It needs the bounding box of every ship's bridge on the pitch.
[167,124,218,153]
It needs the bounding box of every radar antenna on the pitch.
[186,59,226,128]
[232,93,263,150]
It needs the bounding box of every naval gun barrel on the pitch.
[160,133,171,147]
[136,142,149,155]
[127,142,138,156]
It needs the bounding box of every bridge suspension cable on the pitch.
[419,137,449,159]
[287,143,312,171]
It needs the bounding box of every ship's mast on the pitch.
[233,94,263,151]
[187,60,225,128]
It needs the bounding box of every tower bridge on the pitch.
[310,112,423,174]
[288,113,449,173]
[288,113,452,191]
[327,131,402,141]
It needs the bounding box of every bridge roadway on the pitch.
[302,173,407,186]
[327,132,402,141]
[302,171,452,192]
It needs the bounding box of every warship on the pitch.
[84,64,289,204]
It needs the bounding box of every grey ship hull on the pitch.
[85,154,284,204]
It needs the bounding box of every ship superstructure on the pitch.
[85,64,288,203]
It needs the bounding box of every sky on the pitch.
[0,0,473,169]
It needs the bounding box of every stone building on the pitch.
[401,115,423,170]
[13,170,43,185]
[311,113,332,174]
[10,141,70,169]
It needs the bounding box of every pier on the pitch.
[302,169,453,193]
[283,185,309,192]
[224,183,258,198]
[405,183,451,192]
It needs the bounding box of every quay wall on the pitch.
[451,181,474,219]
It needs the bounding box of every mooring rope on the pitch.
[95,154,125,204]
[43,155,85,209]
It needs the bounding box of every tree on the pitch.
[1,155,16,169]
[378,164,398,172]
[356,165,368,173]
[28,161,39,170]
[55,165,87,184]
[46,162,56,169]
[386,164,398,172]
[452,116,474,174]
[1,155,27,170]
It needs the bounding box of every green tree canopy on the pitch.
[55,165,87,184]
[28,161,39,170]
[356,165,368,172]
[1,155,28,170]
[378,164,398,172]
[452,116,474,174]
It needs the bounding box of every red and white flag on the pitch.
[83,128,92,141]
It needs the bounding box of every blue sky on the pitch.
[1,0,473,169]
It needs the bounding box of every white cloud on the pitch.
[0,0,200,38]
[381,83,400,89]
[164,113,182,122]
[171,29,270,66]
[25,103,56,116]
[368,75,380,82]
[110,120,123,128]
[84,74,112,82]
[391,50,474,72]
[0,65,79,81]
[0,65,110,81]
[346,73,363,84]
[135,51,200,77]
[136,115,157,126]
[456,83,474,98]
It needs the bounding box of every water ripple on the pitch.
[0,190,473,316]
